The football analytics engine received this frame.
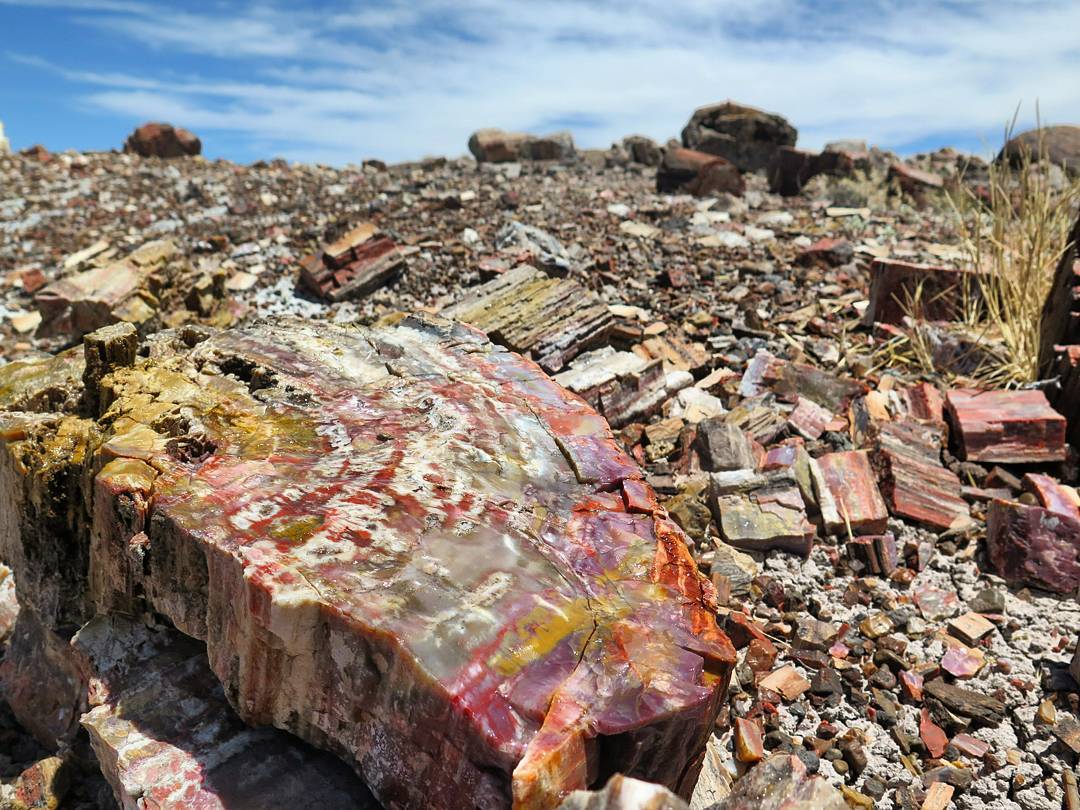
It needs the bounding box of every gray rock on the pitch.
[558,774,688,810]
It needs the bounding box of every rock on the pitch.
[924,679,1005,725]
[709,469,816,556]
[123,122,202,158]
[846,533,898,576]
[495,221,573,275]
[985,498,1080,593]
[865,258,982,326]
[758,666,811,701]
[73,615,377,810]
[695,418,756,472]
[869,419,971,532]
[921,782,955,810]
[0,563,17,641]
[811,450,889,536]
[735,717,765,763]
[35,239,177,339]
[1039,213,1080,445]
[795,238,853,268]
[81,321,138,414]
[887,163,944,195]
[622,135,662,166]
[469,128,575,162]
[681,102,797,172]
[947,612,995,646]
[1072,637,1080,686]
[713,754,845,809]
[558,774,688,810]
[709,541,758,597]
[444,264,613,372]
[554,346,667,427]
[687,159,746,198]
[945,389,1066,463]
[297,222,403,302]
[740,350,866,413]
[0,315,736,809]
[0,120,9,154]
[0,608,85,748]
[1021,472,1080,519]
[999,125,1080,175]
[656,148,744,197]
[920,708,949,758]
[689,734,733,809]
[10,756,71,810]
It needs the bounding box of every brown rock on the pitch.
[681,101,797,172]
[888,163,944,194]
[999,125,1080,176]
[657,147,744,196]
[945,388,1066,463]
[11,756,71,810]
[734,717,765,763]
[468,128,575,162]
[123,122,201,158]
[713,754,846,809]
[986,498,1080,593]
[812,450,889,536]
[443,264,613,372]
[865,258,982,326]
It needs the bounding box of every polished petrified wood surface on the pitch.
[0,314,734,809]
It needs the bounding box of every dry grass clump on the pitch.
[947,117,1080,386]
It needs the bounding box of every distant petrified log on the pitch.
[681,102,796,172]
[124,122,202,158]
[999,125,1080,176]
[0,314,734,809]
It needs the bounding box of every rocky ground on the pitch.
[1,114,1079,810]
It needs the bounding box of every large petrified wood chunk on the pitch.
[986,498,1080,593]
[945,389,1066,463]
[0,314,734,810]
[72,615,378,810]
[443,264,613,372]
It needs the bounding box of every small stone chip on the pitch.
[758,665,811,700]
[947,611,995,646]
[922,782,954,810]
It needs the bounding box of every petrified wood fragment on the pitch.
[811,450,889,536]
[945,389,1066,464]
[0,314,734,809]
[864,258,981,326]
[35,239,176,338]
[986,498,1080,593]
[869,420,970,532]
[297,222,404,302]
[443,264,613,372]
[73,616,377,810]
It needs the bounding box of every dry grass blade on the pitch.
[947,111,1080,386]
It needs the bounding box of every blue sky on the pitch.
[1,0,1078,166]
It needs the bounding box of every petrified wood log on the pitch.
[0,314,734,809]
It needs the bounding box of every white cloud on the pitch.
[7,0,1080,164]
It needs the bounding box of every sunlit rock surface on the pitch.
[0,314,734,809]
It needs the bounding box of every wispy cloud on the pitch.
[5,0,1079,164]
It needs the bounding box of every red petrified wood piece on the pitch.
[986,498,1080,593]
[865,258,982,326]
[945,389,1066,464]
[298,221,404,302]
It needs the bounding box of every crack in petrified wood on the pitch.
[0,314,734,810]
